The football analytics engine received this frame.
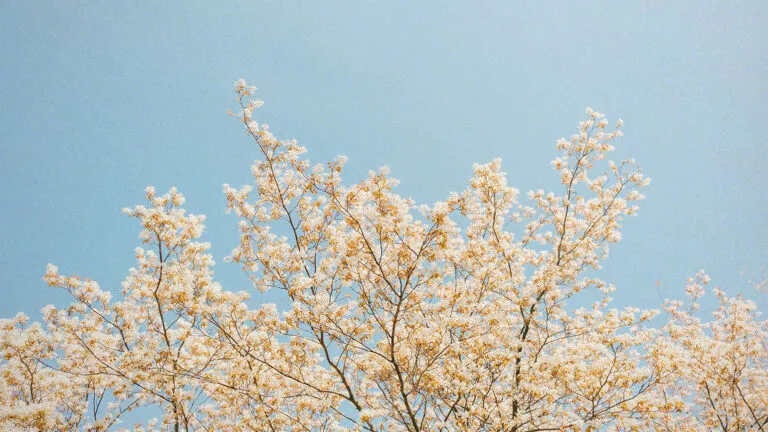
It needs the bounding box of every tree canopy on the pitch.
[1,81,766,431]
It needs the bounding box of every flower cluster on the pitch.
[1,82,764,431]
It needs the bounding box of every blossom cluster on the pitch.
[1,82,765,431]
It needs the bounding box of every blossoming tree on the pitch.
[1,81,765,431]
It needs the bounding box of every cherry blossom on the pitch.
[1,81,764,431]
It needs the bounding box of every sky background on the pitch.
[2,1,766,323]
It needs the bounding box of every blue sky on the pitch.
[2,1,766,320]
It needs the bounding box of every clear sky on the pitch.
[2,1,766,320]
